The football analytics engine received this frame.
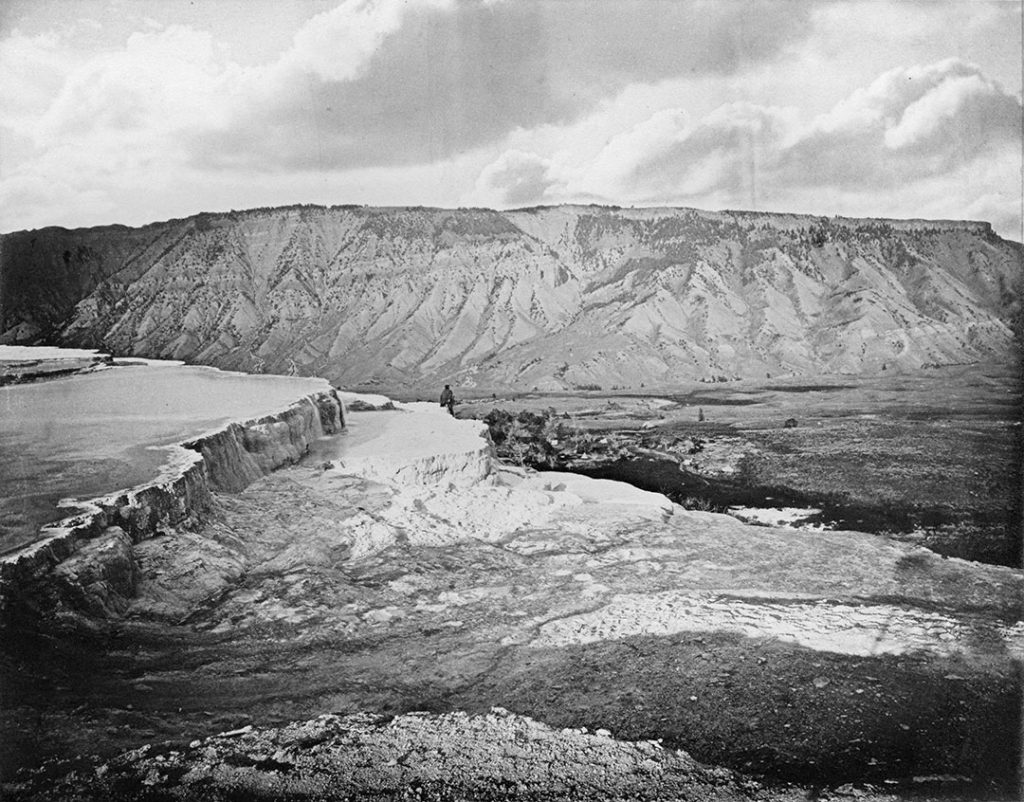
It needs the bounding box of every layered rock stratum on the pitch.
[1,205,1020,389]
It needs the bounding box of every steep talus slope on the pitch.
[1,205,1019,389]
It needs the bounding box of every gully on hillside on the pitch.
[1,205,1019,390]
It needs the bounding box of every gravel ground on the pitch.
[2,390,1020,800]
[3,708,897,801]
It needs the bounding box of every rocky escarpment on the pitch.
[0,389,343,626]
[1,708,851,802]
[1,205,1020,390]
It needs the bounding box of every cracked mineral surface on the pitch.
[2,397,1021,800]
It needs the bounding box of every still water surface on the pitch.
[0,363,329,554]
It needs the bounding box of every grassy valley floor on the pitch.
[460,363,1022,566]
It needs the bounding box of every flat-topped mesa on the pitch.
[513,203,999,234]
[0,389,344,626]
[1,203,1019,390]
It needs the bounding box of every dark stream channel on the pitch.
[549,456,1020,568]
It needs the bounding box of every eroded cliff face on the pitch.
[0,389,343,626]
[2,205,1020,389]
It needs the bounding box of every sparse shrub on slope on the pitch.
[2,205,1018,385]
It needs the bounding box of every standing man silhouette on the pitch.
[439,384,456,416]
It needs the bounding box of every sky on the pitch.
[1,0,1021,239]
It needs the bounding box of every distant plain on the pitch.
[458,362,1023,567]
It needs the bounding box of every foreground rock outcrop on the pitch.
[2,205,1020,389]
[2,708,884,802]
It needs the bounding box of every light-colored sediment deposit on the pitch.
[141,398,1018,664]
[4,394,1018,800]
[0,375,343,623]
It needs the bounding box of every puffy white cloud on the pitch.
[0,30,73,133]
[0,1,1018,239]
[188,0,817,172]
[582,103,794,200]
[473,149,557,207]
[579,109,692,195]
[0,23,234,234]
[474,58,1022,238]
[280,0,454,83]
[477,101,793,208]
[0,21,240,232]
[34,25,229,146]
[1,1,472,200]
[883,72,1019,152]
[807,58,988,137]
[782,60,1021,188]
